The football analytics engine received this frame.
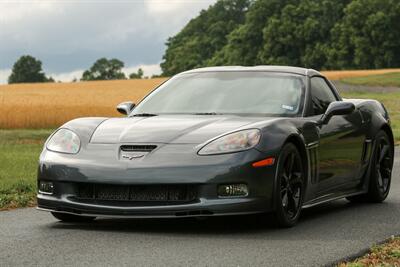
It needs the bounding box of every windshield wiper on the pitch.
[193,112,222,115]
[132,113,158,117]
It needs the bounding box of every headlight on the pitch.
[46,129,81,154]
[198,129,261,155]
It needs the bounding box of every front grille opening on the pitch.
[76,183,197,204]
[120,145,157,152]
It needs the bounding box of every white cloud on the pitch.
[145,0,201,14]
[123,63,161,78]
[48,69,84,83]
[0,69,11,84]
[0,1,57,23]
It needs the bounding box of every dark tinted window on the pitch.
[133,72,305,116]
[310,77,337,115]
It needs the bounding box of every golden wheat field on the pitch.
[1,69,400,129]
[0,78,167,128]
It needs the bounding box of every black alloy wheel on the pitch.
[274,143,305,227]
[347,130,393,203]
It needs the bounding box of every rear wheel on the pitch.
[51,212,96,222]
[273,143,305,227]
[347,130,393,203]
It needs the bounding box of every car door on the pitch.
[307,76,365,195]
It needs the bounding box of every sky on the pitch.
[0,0,217,83]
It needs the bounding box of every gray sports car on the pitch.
[37,66,394,227]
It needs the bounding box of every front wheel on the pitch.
[273,143,305,227]
[51,212,96,223]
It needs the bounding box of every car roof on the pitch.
[180,65,322,77]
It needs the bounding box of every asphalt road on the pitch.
[1,150,399,267]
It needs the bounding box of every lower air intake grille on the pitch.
[76,184,197,203]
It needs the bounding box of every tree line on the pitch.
[7,55,148,84]
[161,0,400,76]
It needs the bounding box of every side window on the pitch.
[310,77,338,115]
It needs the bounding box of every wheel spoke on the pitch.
[282,173,290,184]
[382,178,389,192]
[377,171,383,188]
[382,167,392,177]
[379,144,389,163]
[288,192,297,214]
[292,188,300,208]
[281,190,289,208]
[286,153,295,175]
[290,172,303,186]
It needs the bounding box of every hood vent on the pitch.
[120,145,157,152]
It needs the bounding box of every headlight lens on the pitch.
[46,129,81,154]
[198,129,261,155]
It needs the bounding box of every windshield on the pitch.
[131,71,305,116]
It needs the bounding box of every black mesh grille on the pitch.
[76,183,197,203]
[120,145,157,152]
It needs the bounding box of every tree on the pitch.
[129,68,144,79]
[81,58,126,81]
[161,0,400,71]
[210,0,291,66]
[8,55,49,84]
[257,0,350,69]
[161,0,250,76]
[326,0,400,69]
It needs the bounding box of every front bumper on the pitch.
[37,193,269,218]
[37,143,278,218]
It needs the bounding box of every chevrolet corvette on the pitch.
[37,66,394,227]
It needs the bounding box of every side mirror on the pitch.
[117,101,135,115]
[320,101,355,125]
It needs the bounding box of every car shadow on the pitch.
[47,198,398,238]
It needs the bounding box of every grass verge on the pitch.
[338,236,400,266]
[0,129,53,210]
[341,72,400,87]
[341,91,400,143]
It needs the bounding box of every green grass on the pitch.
[0,129,53,210]
[341,72,400,87]
[342,91,400,143]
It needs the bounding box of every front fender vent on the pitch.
[120,145,157,152]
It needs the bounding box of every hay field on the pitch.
[0,78,167,128]
[1,69,400,129]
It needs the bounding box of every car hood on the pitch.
[90,115,275,144]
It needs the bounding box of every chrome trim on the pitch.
[38,191,54,196]
[306,141,319,149]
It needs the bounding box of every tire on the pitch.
[273,143,305,227]
[347,130,393,203]
[51,212,96,223]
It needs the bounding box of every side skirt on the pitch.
[302,189,368,209]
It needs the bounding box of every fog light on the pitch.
[218,184,248,197]
[39,181,54,195]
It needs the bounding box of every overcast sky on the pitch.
[0,0,217,83]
